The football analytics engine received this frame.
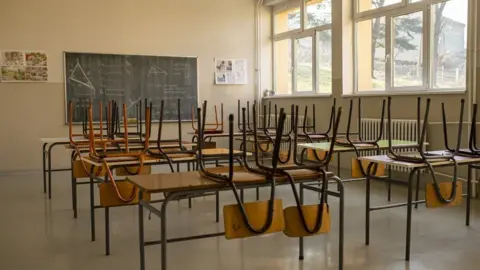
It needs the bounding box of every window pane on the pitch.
[358,0,401,13]
[274,6,301,34]
[431,0,467,89]
[317,30,332,93]
[295,37,313,92]
[393,11,424,87]
[306,0,332,28]
[274,39,292,95]
[357,17,386,91]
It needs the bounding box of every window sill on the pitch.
[342,89,466,97]
[263,93,332,99]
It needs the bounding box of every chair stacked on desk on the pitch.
[386,97,465,208]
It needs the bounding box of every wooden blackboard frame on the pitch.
[63,51,199,124]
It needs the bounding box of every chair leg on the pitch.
[415,170,421,209]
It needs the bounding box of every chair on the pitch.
[198,105,288,239]
[191,101,224,134]
[387,97,463,206]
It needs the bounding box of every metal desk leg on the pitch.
[414,170,421,209]
[337,152,341,177]
[299,184,304,260]
[256,187,259,201]
[105,207,110,255]
[215,191,220,223]
[89,170,96,241]
[337,177,345,270]
[405,168,416,261]
[161,195,174,270]
[240,189,244,202]
[70,151,78,218]
[188,161,192,209]
[467,165,472,226]
[47,143,56,199]
[139,192,146,270]
[387,166,392,202]
[71,160,78,219]
[42,143,48,193]
[365,163,372,246]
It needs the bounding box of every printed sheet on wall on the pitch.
[215,58,247,85]
[0,51,48,82]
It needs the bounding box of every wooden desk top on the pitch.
[80,155,167,167]
[359,150,480,168]
[127,171,221,193]
[201,148,250,156]
[79,147,246,167]
[188,132,244,138]
[298,140,421,152]
[41,137,88,143]
[41,136,165,144]
[127,166,332,193]
[65,141,196,151]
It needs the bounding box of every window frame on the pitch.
[272,0,333,96]
[353,0,469,94]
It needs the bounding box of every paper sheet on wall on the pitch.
[0,51,48,82]
[215,58,247,85]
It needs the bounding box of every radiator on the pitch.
[360,118,425,172]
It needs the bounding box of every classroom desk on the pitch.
[359,151,480,261]
[298,140,421,200]
[189,132,244,144]
[128,168,345,270]
[40,136,88,199]
[79,148,251,255]
[40,135,194,200]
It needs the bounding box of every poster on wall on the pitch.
[0,51,48,82]
[214,58,247,85]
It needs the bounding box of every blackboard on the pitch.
[64,52,198,123]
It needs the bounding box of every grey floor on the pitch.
[1,170,480,270]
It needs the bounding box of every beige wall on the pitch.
[0,0,271,172]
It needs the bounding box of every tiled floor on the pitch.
[1,170,480,270]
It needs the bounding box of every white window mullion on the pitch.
[313,32,318,92]
[300,0,306,31]
[423,5,431,90]
[292,38,297,93]
[353,22,358,94]
[273,37,277,92]
[385,14,393,91]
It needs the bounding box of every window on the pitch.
[430,0,468,89]
[354,0,468,93]
[273,0,333,95]
[295,36,313,91]
[357,0,402,13]
[392,11,424,88]
[274,4,301,34]
[306,0,332,28]
[317,29,332,93]
[274,39,293,94]
[357,17,386,91]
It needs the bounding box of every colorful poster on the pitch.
[1,66,26,81]
[1,51,25,66]
[0,50,48,82]
[215,58,247,85]
[25,52,48,67]
[26,66,48,81]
